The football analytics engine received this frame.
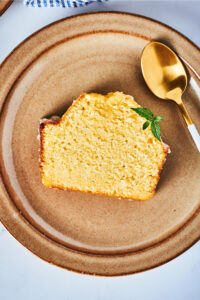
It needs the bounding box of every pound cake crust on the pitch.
[39,92,169,201]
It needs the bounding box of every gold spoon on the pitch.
[141,41,200,152]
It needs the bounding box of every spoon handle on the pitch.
[178,102,192,126]
[178,102,200,152]
[188,124,200,152]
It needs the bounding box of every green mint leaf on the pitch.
[154,116,163,122]
[151,121,161,141]
[142,121,150,130]
[131,108,153,121]
[130,106,163,141]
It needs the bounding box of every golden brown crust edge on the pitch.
[39,94,169,201]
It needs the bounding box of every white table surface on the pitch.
[0,1,200,299]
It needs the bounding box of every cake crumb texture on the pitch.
[40,92,168,200]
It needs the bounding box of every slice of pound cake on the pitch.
[39,92,170,200]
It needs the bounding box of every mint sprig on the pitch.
[131,107,163,141]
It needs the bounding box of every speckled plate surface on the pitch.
[0,12,200,276]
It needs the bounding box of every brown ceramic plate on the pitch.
[0,0,13,16]
[0,12,200,276]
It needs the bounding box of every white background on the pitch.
[0,1,200,299]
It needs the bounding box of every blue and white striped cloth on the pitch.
[24,0,108,8]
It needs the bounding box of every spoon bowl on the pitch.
[141,42,187,102]
[141,41,200,152]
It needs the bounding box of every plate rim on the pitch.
[1,11,199,69]
[0,11,200,276]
